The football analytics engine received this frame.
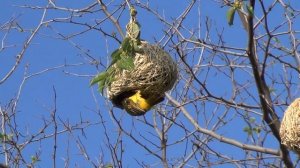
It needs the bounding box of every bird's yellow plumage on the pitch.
[128,91,151,111]
[121,90,165,116]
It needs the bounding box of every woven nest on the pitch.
[107,41,178,110]
[280,98,300,153]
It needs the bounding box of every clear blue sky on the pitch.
[1,0,299,167]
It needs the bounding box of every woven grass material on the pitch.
[280,98,300,153]
[107,41,178,115]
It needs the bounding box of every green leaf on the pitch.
[249,117,255,123]
[253,127,261,134]
[0,133,12,142]
[243,126,252,135]
[107,74,115,85]
[0,133,6,143]
[111,49,122,60]
[92,67,118,93]
[227,7,236,26]
[246,5,254,17]
[90,72,108,86]
[116,55,134,70]
[98,79,106,94]
[110,49,122,66]
[121,37,131,52]
[31,156,40,164]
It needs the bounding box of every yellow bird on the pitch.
[121,90,164,116]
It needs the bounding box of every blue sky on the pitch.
[1,0,300,167]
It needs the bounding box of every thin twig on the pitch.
[165,93,281,156]
[125,0,131,8]
[52,86,58,168]
[97,0,125,39]
[0,6,47,85]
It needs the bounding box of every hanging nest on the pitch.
[91,6,177,116]
[280,98,300,153]
[107,41,178,115]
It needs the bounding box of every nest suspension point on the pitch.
[91,6,178,116]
